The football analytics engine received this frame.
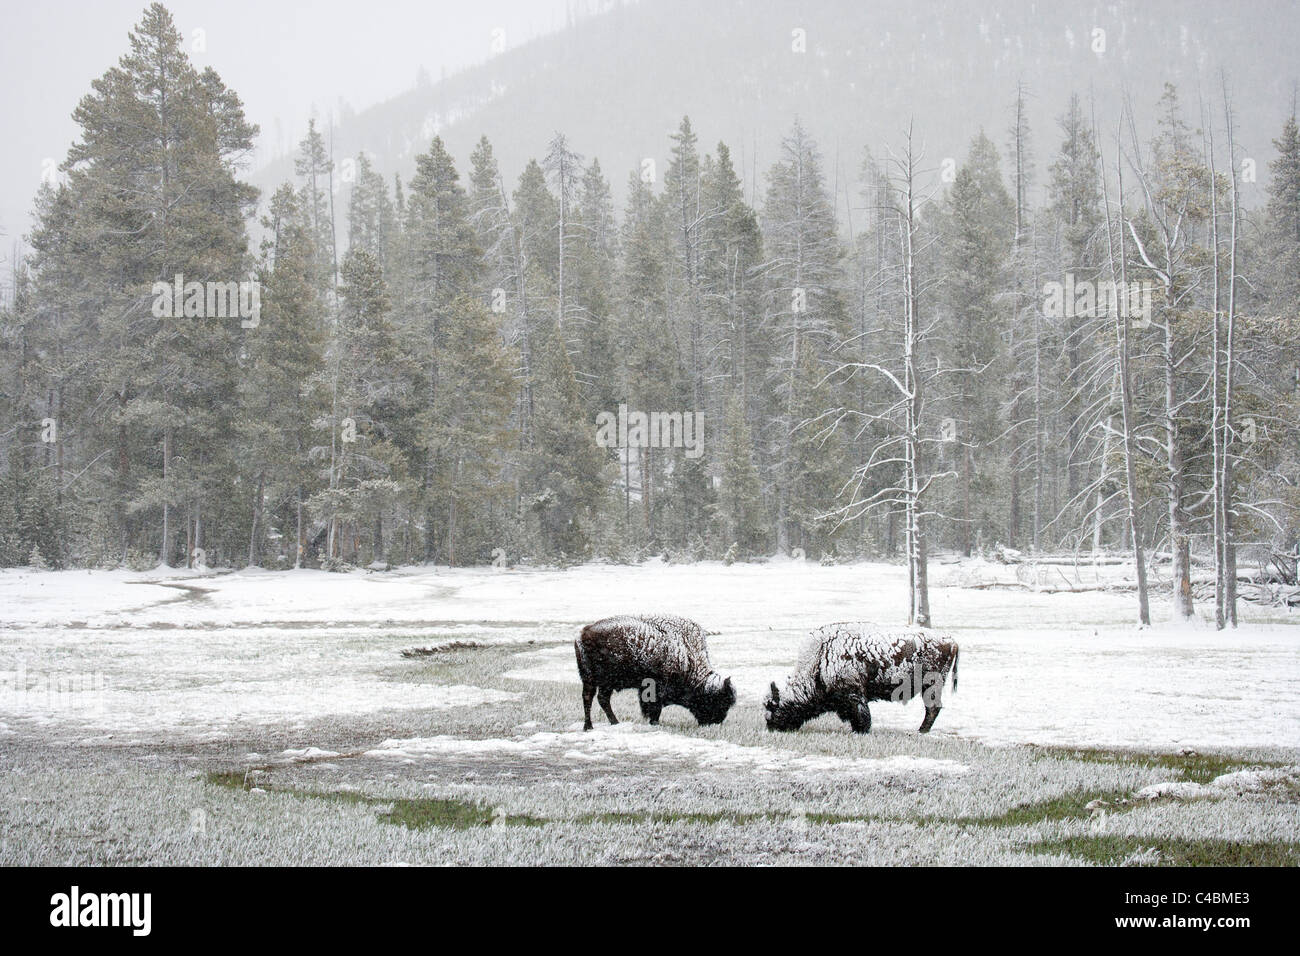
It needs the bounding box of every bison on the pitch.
[575,614,736,730]
[764,623,958,734]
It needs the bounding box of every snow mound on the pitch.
[1208,765,1300,794]
[278,747,340,762]
[1133,765,1300,802]
[365,724,969,779]
[1133,780,1208,801]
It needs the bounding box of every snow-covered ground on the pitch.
[2,557,1297,866]
[365,724,970,779]
[1,558,1296,748]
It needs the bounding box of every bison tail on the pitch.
[951,645,958,693]
[574,628,592,681]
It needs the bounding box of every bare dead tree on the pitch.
[821,126,949,626]
[1103,111,1152,625]
[1121,90,1211,621]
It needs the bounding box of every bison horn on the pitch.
[768,681,780,703]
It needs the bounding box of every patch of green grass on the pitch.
[206,769,255,790]
[1145,753,1286,785]
[207,769,545,830]
[205,767,1123,834]
[379,797,497,830]
[206,771,841,830]
[948,788,1128,828]
[1031,834,1300,866]
[576,810,779,826]
[1033,745,1284,784]
[292,788,373,807]
[804,812,876,825]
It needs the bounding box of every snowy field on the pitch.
[1,558,1297,865]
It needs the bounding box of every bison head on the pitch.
[763,681,806,732]
[688,675,736,726]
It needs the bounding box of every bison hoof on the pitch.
[583,722,593,731]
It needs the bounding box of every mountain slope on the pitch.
[252,0,1300,227]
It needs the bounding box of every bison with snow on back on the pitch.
[576,614,736,730]
[765,623,958,734]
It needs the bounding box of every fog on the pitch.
[0,0,572,246]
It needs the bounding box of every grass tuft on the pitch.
[943,789,1128,828]
[1033,745,1285,784]
[207,769,544,830]
[576,810,778,826]
[206,769,255,790]
[1031,834,1300,866]
[379,797,496,830]
[400,640,487,658]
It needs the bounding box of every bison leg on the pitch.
[582,683,596,731]
[845,699,871,734]
[919,704,941,734]
[597,687,618,725]
[918,670,944,733]
[640,699,663,725]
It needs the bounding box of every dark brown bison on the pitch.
[575,614,736,730]
[764,623,958,734]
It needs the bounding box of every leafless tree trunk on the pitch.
[160,427,171,566]
[1122,104,1197,621]
[898,134,931,626]
[1105,119,1151,625]
[1206,105,1227,628]
[1221,76,1242,627]
[248,471,264,568]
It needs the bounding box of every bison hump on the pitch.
[808,622,950,673]
[581,614,712,676]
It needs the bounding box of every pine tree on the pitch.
[420,295,517,565]
[700,141,764,407]
[468,135,514,298]
[938,130,1014,555]
[617,169,679,545]
[309,249,406,564]
[400,136,484,560]
[761,120,847,555]
[347,152,395,270]
[543,132,584,332]
[664,117,706,414]
[1048,94,1105,518]
[1266,112,1300,311]
[26,3,257,565]
[717,393,767,557]
[241,184,326,567]
[295,118,337,291]
[788,338,849,558]
[570,158,621,415]
[526,327,610,559]
[0,263,63,567]
[467,134,537,466]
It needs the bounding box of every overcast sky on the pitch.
[0,0,575,253]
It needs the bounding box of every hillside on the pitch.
[252,0,1300,228]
